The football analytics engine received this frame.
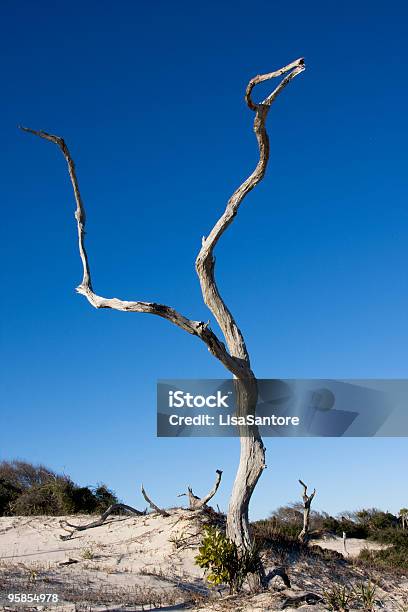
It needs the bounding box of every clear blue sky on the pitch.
[1,0,407,520]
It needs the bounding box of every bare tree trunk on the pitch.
[298,480,316,543]
[227,377,266,590]
[226,377,265,546]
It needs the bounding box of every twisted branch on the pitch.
[18,126,245,378]
[20,59,304,377]
[298,479,316,543]
[196,58,305,365]
[59,503,146,539]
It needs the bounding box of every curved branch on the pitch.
[141,484,170,516]
[59,503,146,539]
[196,58,305,364]
[19,126,246,378]
[196,468,223,507]
[181,469,223,510]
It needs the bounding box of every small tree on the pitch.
[21,57,305,587]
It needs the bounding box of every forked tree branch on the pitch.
[196,58,305,364]
[178,469,223,510]
[20,57,305,378]
[299,479,316,508]
[18,126,245,378]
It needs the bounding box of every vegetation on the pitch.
[195,526,261,593]
[0,460,118,516]
[254,503,408,573]
[322,583,355,611]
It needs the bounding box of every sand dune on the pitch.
[0,510,407,611]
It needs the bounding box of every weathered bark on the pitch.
[21,57,305,589]
[178,469,223,510]
[298,479,316,543]
[141,485,170,516]
[59,503,146,539]
[195,59,305,589]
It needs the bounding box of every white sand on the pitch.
[1,512,407,611]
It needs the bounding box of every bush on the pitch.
[0,478,21,515]
[355,508,398,532]
[195,526,261,593]
[11,478,77,515]
[93,484,118,513]
[0,459,118,516]
[0,460,57,490]
[359,543,408,572]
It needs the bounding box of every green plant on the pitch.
[322,583,354,611]
[81,547,95,560]
[354,580,377,611]
[358,539,408,572]
[195,526,260,593]
[0,459,119,516]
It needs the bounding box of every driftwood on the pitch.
[59,503,146,539]
[141,485,170,516]
[298,479,316,543]
[58,558,79,566]
[265,566,291,588]
[21,58,305,589]
[281,591,324,608]
[178,469,223,510]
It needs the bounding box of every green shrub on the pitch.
[355,580,377,611]
[0,459,118,516]
[0,478,21,515]
[93,484,118,512]
[368,527,408,546]
[355,509,397,532]
[195,526,261,593]
[322,583,355,611]
[11,478,77,515]
[358,545,408,571]
[0,460,57,490]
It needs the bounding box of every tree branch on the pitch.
[299,479,316,507]
[179,469,223,510]
[196,468,223,507]
[141,484,170,516]
[196,58,305,364]
[19,126,246,378]
[59,503,146,539]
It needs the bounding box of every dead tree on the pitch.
[298,479,316,543]
[178,469,222,510]
[20,57,305,587]
[59,503,146,539]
